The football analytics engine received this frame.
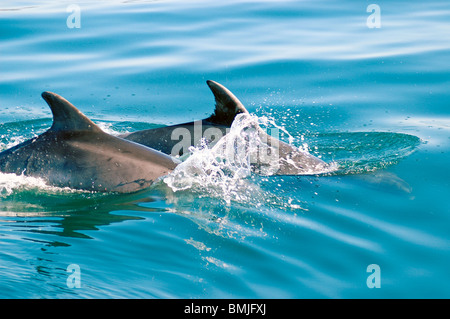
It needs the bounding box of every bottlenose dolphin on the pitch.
[122,80,332,175]
[119,80,247,156]
[0,92,179,193]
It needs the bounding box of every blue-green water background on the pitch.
[0,0,449,298]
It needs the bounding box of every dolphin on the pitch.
[0,92,179,193]
[121,80,332,175]
[119,80,247,157]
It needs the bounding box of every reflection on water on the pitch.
[0,187,170,298]
[0,189,166,242]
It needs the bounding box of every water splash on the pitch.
[0,119,50,152]
[163,113,323,205]
[0,172,78,198]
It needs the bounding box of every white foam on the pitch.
[0,135,29,152]
[0,172,79,197]
[163,113,320,204]
[96,122,122,136]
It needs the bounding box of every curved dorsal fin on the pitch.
[205,80,249,126]
[41,91,102,132]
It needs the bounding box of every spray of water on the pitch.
[0,172,78,198]
[163,113,315,205]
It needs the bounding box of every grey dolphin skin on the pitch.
[122,80,331,175]
[119,80,247,156]
[0,92,179,193]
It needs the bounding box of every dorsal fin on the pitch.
[205,80,249,126]
[41,91,102,132]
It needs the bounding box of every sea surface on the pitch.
[0,0,449,298]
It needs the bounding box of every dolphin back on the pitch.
[120,80,249,155]
[0,92,179,193]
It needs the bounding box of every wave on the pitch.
[312,131,422,174]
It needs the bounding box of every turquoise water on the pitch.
[1,0,449,298]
